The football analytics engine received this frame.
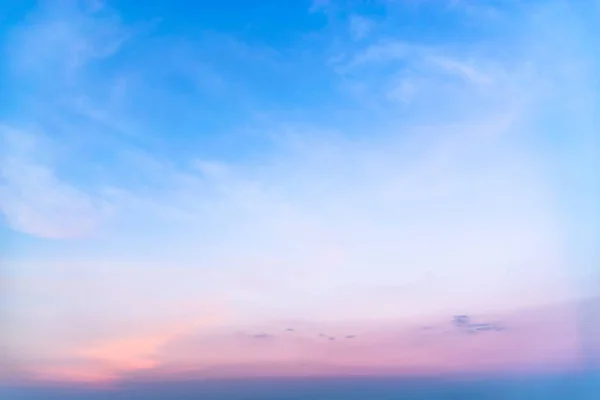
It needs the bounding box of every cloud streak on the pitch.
[0,127,113,238]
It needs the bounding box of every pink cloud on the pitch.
[10,299,594,386]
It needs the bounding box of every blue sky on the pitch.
[1,0,599,387]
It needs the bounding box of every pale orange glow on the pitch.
[75,333,168,371]
[26,310,230,383]
[30,365,118,386]
[20,302,587,385]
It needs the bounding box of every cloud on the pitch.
[0,127,113,239]
[309,0,331,14]
[345,40,412,67]
[349,15,374,40]
[7,0,132,76]
[426,56,494,86]
[451,316,504,334]
[251,333,275,340]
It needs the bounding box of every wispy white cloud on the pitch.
[345,40,412,67]
[0,127,112,239]
[7,0,132,77]
[309,0,332,14]
[426,55,494,85]
[349,15,375,40]
[335,37,521,103]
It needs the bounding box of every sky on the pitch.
[0,0,599,395]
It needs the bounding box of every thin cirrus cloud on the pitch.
[0,0,598,387]
[0,127,113,239]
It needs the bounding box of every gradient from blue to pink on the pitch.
[0,0,598,391]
